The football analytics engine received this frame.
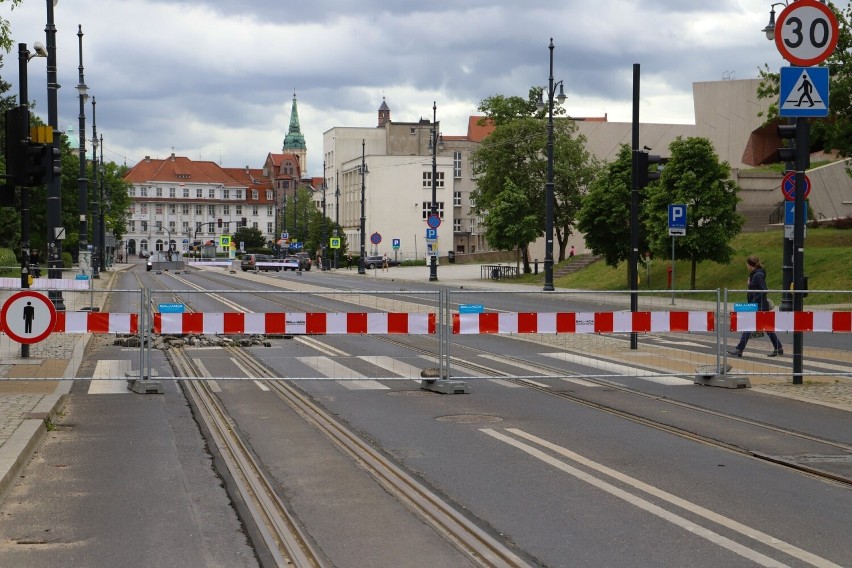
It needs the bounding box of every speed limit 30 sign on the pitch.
[775,0,839,66]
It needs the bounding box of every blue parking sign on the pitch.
[668,204,686,236]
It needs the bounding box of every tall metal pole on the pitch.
[45,0,65,309]
[543,40,556,291]
[359,139,367,274]
[629,63,640,351]
[91,95,99,278]
[792,117,808,384]
[334,172,340,270]
[99,134,106,270]
[430,102,439,282]
[18,44,31,358]
[321,159,327,270]
[76,25,89,274]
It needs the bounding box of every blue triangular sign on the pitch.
[780,67,829,118]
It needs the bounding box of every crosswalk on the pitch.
[85,352,694,394]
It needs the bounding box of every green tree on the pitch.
[473,88,598,270]
[757,3,852,161]
[576,145,636,268]
[233,226,265,250]
[643,137,744,289]
[0,1,24,53]
[483,179,540,267]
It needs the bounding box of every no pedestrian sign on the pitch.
[0,290,57,344]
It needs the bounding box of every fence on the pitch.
[1,287,850,383]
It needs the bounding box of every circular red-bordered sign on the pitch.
[775,0,839,67]
[0,290,58,344]
[370,232,382,245]
[781,171,811,202]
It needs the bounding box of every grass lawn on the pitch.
[514,229,852,304]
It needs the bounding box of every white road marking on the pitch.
[361,355,425,384]
[88,360,133,394]
[191,358,221,392]
[542,352,692,385]
[520,379,550,388]
[488,379,524,388]
[484,428,841,568]
[253,380,270,392]
[297,356,389,390]
[563,378,602,387]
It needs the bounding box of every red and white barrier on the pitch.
[154,312,436,336]
[453,311,715,334]
[53,312,139,334]
[731,311,852,333]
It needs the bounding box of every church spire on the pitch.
[283,91,307,151]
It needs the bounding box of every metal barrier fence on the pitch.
[2,287,850,383]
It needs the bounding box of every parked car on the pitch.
[294,252,312,271]
[241,254,280,272]
[364,255,399,269]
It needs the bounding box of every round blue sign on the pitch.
[427,214,441,229]
[370,232,382,245]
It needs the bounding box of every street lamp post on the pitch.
[76,25,89,276]
[99,134,106,269]
[321,160,327,270]
[91,96,99,278]
[538,38,566,292]
[358,139,368,275]
[45,0,65,310]
[429,102,440,282]
[334,172,340,269]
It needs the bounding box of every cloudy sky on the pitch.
[4,0,796,177]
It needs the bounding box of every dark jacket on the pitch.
[747,267,771,310]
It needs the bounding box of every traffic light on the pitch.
[22,141,47,187]
[777,122,809,169]
[2,108,24,203]
[637,151,663,188]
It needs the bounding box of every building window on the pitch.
[169,204,176,214]
[195,205,202,215]
[183,188,189,198]
[169,221,176,230]
[266,190,273,201]
[155,221,162,231]
[470,157,478,179]
[422,171,445,189]
[236,205,242,215]
[453,151,462,178]
[156,187,163,197]
[196,188,203,198]
[410,127,416,135]
[182,221,189,230]
[453,191,462,207]
[140,204,148,214]
[223,189,229,199]
[454,218,462,232]
[208,205,215,216]
[470,219,477,234]
[140,187,148,197]
[169,187,175,198]
[235,190,243,199]
[252,206,258,216]
[266,206,273,216]
[129,221,136,232]
[128,187,136,197]
[223,205,230,215]
[252,222,258,229]
[141,221,148,232]
[421,202,445,219]
[155,203,163,215]
[267,222,273,233]
[182,204,189,215]
[252,190,258,200]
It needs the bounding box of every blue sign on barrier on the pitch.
[158,303,186,313]
[733,303,759,312]
[459,304,484,314]
[75,274,89,280]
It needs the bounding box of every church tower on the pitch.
[283,92,308,174]
[378,97,390,127]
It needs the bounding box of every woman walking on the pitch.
[728,255,783,358]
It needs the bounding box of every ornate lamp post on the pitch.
[429,102,441,282]
[537,38,566,292]
[358,139,368,275]
[91,96,99,278]
[45,0,65,310]
[334,172,340,269]
[321,160,327,270]
[76,25,89,274]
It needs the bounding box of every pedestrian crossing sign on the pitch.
[779,66,829,118]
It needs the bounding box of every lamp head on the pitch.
[76,82,89,101]
[762,7,777,40]
[30,41,48,60]
[536,91,545,112]
[556,83,567,105]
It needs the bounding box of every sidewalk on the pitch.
[0,265,128,500]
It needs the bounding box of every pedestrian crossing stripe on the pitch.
[779,66,829,118]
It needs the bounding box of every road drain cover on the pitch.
[435,414,503,424]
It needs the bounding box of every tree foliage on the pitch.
[472,88,599,270]
[643,137,744,289]
[758,3,852,160]
[483,179,540,261]
[576,145,635,268]
[233,226,265,250]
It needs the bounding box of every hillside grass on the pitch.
[515,229,852,304]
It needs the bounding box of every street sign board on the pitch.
[459,304,484,314]
[281,232,289,239]
[781,171,811,201]
[220,235,231,247]
[784,201,809,239]
[370,232,382,245]
[775,0,839,66]
[392,238,400,250]
[158,303,186,313]
[0,290,57,344]
[426,213,441,229]
[426,228,437,240]
[329,237,341,249]
[780,67,829,118]
[668,204,686,236]
[734,303,759,312]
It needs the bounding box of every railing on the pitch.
[480,264,518,280]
